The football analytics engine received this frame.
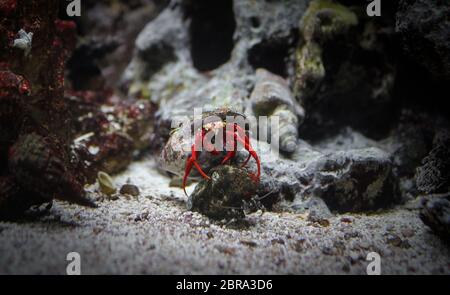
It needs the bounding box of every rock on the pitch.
[122,0,307,129]
[271,238,285,245]
[396,0,450,80]
[415,131,450,194]
[0,176,47,220]
[420,194,450,240]
[294,41,325,106]
[70,0,168,90]
[240,240,257,247]
[122,3,183,90]
[187,165,258,220]
[0,1,96,218]
[386,234,403,247]
[120,184,140,197]
[312,148,397,212]
[264,145,397,213]
[71,98,156,182]
[233,0,306,77]
[300,0,358,43]
[305,197,333,222]
[9,133,94,207]
[389,111,432,179]
[67,38,119,91]
[380,110,434,199]
[295,0,396,139]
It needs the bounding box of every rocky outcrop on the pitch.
[261,145,397,213]
[420,194,450,240]
[0,1,93,218]
[294,0,397,140]
[416,131,450,194]
[396,0,450,80]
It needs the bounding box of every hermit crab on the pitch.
[180,108,261,195]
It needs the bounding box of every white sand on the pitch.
[0,158,449,274]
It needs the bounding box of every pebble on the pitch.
[341,217,353,223]
[120,184,140,196]
[322,246,334,255]
[271,238,285,245]
[386,234,403,247]
[240,240,258,247]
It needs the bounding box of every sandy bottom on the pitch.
[0,158,449,274]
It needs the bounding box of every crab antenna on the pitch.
[257,190,275,201]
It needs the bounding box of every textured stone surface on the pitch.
[261,144,397,213]
[66,0,169,90]
[0,1,93,216]
[416,131,450,194]
[121,0,307,129]
[396,0,450,80]
[295,0,396,140]
[420,194,450,240]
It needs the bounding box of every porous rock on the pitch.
[262,144,397,213]
[396,0,450,80]
[295,0,396,139]
[420,194,450,240]
[415,131,450,194]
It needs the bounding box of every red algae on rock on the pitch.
[0,1,92,219]
[0,0,17,16]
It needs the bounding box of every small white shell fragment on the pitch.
[13,29,33,56]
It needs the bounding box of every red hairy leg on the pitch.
[182,130,210,195]
[225,130,261,181]
[241,152,252,167]
[221,150,236,165]
[203,139,220,155]
[182,155,195,196]
[191,129,209,178]
[221,125,237,164]
[233,124,252,167]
